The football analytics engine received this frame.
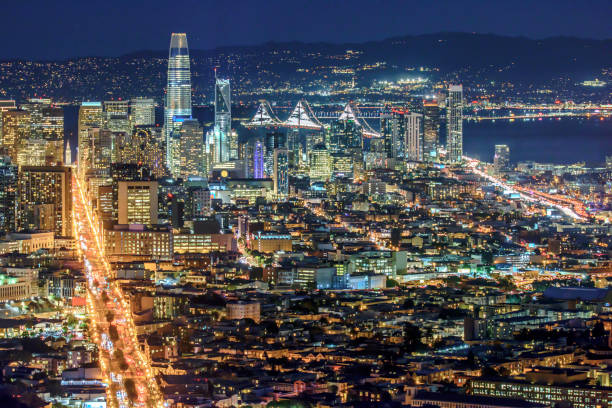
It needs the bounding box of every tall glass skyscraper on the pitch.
[253,140,264,179]
[446,84,463,163]
[214,76,231,163]
[165,33,192,170]
[423,98,440,162]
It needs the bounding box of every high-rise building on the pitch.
[254,140,265,179]
[0,100,17,147]
[380,108,402,159]
[111,163,153,222]
[273,148,289,197]
[17,166,72,237]
[130,98,156,127]
[309,144,332,182]
[423,98,440,162]
[446,85,463,163]
[494,144,510,171]
[103,100,130,134]
[115,127,167,179]
[331,152,354,179]
[214,76,231,163]
[264,130,287,175]
[16,138,47,167]
[22,100,64,165]
[0,156,17,234]
[177,119,204,179]
[165,33,192,169]
[381,108,421,160]
[1,110,30,163]
[89,128,113,171]
[117,181,158,225]
[405,112,423,161]
[330,117,362,153]
[78,102,103,179]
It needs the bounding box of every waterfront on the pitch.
[463,117,612,165]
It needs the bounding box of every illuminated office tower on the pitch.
[0,156,17,233]
[214,76,231,163]
[405,112,423,161]
[1,110,30,163]
[165,33,192,168]
[264,130,286,175]
[446,85,463,163]
[78,102,103,179]
[16,139,47,167]
[177,119,204,179]
[253,140,265,179]
[17,166,72,237]
[331,152,353,179]
[89,128,113,171]
[117,180,158,225]
[422,98,440,162]
[110,163,153,222]
[130,98,155,127]
[0,100,16,146]
[380,109,397,159]
[380,108,408,159]
[330,112,362,153]
[494,144,510,171]
[103,100,130,134]
[309,144,332,182]
[273,148,289,197]
[115,127,167,179]
[22,99,64,165]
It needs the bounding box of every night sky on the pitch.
[0,0,610,60]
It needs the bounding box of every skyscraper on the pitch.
[494,144,510,171]
[130,98,156,127]
[380,108,398,159]
[405,112,423,161]
[115,127,166,179]
[423,98,440,162]
[177,119,204,179]
[254,140,265,179]
[22,99,64,165]
[446,85,463,163]
[165,33,192,169]
[264,130,287,175]
[381,108,420,160]
[103,100,130,134]
[0,100,17,148]
[273,148,289,197]
[309,144,332,182]
[89,128,113,171]
[78,102,103,179]
[17,166,72,237]
[0,156,17,234]
[214,76,231,163]
[1,110,30,163]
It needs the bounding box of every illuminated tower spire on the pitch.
[165,33,192,172]
[213,70,231,164]
[65,140,72,165]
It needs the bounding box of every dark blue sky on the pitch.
[2,0,611,60]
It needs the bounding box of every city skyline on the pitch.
[0,5,610,408]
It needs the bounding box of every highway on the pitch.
[73,175,165,408]
[463,157,586,221]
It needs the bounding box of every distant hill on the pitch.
[0,32,609,102]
